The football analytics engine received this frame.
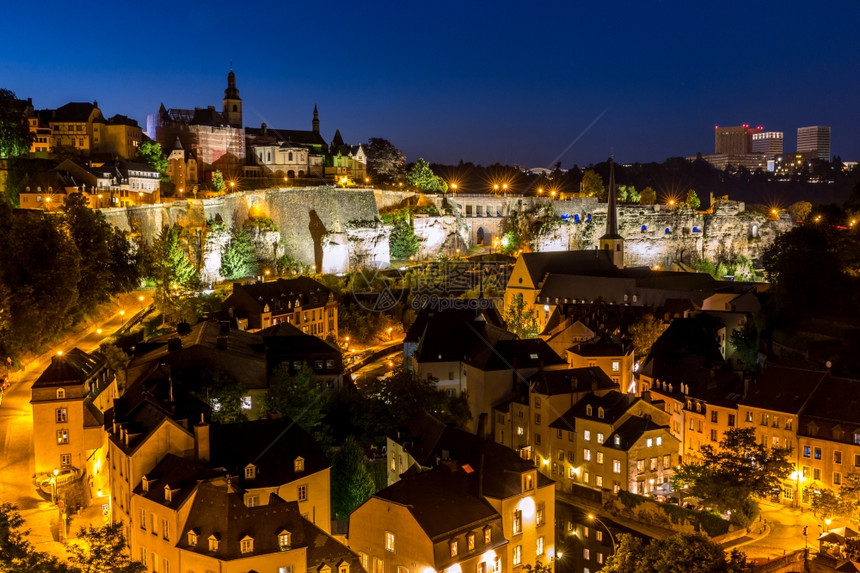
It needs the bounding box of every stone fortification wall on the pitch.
[100,186,387,274]
[412,215,467,259]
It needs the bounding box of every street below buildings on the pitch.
[0,291,151,557]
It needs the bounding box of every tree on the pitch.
[202,371,248,424]
[0,503,71,572]
[581,170,604,200]
[265,364,325,438]
[389,218,419,260]
[137,141,168,181]
[503,293,539,339]
[66,522,145,573]
[809,472,860,521]
[671,427,792,525]
[640,186,657,205]
[686,189,701,210]
[331,436,376,520]
[522,561,553,573]
[211,170,225,192]
[365,138,406,184]
[787,201,812,222]
[220,227,258,280]
[628,315,667,359]
[603,532,752,573]
[150,225,198,320]
[406,158,447,193]
[729,322,759,371]
[0,89,31,159]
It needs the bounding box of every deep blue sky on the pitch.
[5,1,859,168]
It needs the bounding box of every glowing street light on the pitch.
[587,514,617,553]
[388,327,393,340]
[537,187,544,195]
[120,309,126,327]
[450,183,458,193]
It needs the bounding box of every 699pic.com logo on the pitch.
[348,267,404,312]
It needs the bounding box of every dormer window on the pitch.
[450,540,458,557]
[208,534,220,551]
[586,404,593,416]
[484,526,492,544]
[142,477,149,493]
[338,562,350,573]
[164,485,172,503]
[294,457,305,473]
[598,407,605,419]
[240,535,254,554]
[57,388,66,399]
[522,471,535,492]
[187,530,198,546]
[278,530,291,551]
[614,435,621,446]
[245,464,256,480]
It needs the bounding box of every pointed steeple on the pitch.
[312,103,320,134]
[599,155,624,268]
[173,136,183,150]
[331,128,344,150]
[222,66,242,128]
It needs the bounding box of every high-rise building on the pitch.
[714,124,762,154]
[797,126,831,161]
[751,131,783,158]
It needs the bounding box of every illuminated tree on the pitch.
[503,293,539,339]
[603,532,752,573]
[0,89,31,159]
[628,314,667,359]
[331,435,376,520]
[365,138,406,184]
[686,189,701,210]
[220,227,258,280]
[639,186,657,205]
[265,364,325,438]
[406,158,447,193]
[581,170,604,200]
[137,141,168,181]
[66,522,145,573]
[389,218,419,259]
[211,170,225,192]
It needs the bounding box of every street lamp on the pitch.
[120,309,126,327]
[51,468,59,504]
[493,183,499,194]
[587,513,617,554]
[450,183,457,193]
[387,327,393,340]
[264,269,271,282]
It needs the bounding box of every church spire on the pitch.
[222,66,242,128]
[599,154,624,268]
[312,103,320,134]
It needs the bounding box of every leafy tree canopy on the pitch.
[220,227,258,280]
[211,170,225,192]
[581,169,605,200]
[603,532,752,573]
[331,435,376,520]
[639,186,657,205]
[686,189,702,210]
[628,314,667,360]
[389,218,419,260]
[265,364,326,441]
[671,427,792,525]
[406,158,448,193]
[137,140,168,180]
[365,138,406,184]
[66,522,145,573]
[503,293,539,339]
[0,89,31,160]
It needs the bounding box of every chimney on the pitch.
[478,453,485,499]
[167,337,182,351]
[261,122,267,136]
[195,413,210,462]
[641,389,652,403]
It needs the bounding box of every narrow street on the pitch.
[0,292,150,555]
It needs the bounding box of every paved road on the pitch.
[739,499,826,560]
[0,292,150,555]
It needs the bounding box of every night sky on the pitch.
[5,1,859,168]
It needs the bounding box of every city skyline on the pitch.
[4,0,859,168]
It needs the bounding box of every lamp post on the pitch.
[587,513,617,554]
[50,468,59,504]
[119,309,126,328]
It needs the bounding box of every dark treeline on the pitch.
[424,156,860,207]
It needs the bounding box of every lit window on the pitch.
[241,396,252,410]
[294,457,305,472]
[611,361,620,372]
[450,540,458,557]
[513,510,522,534]
[57,429,69,444]
[597,432,604,444]
[279,531,291,550]
[297,484,308,501]
[646,438,653,447]
[245,465,256,479]
[613,460,621,473]
[803,446,811,458]
[536,536,544,556]
[187,530,198,546]
[55,408,67,423]
[583,448,592,461]
[240,536,254,554]
[484,527,492,544]
[513,545,522,566]
[386,531,395,552]
[584,430,591,441]
[656,436,662,446]
[208,535,219,551]
[467,533,475,550]
[536,502,545,526]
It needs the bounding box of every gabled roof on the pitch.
[135,453,217,510]
[245,126,328,148]
[208,417,330,489]
[405,305,505,344]
[469,338,565,371]
[50,102,102,123]
[531,367,617,396]
[740,365,826,414]
[800,374,860,425]
[568,333,631,357]
[224,277,333,315]
[569,390,635,424]
[605,415,670,451]
[413,307,514,364]
[372,466,501,539]
[515,251,615,286]
[33,348,104,388]
[260,322,341,355]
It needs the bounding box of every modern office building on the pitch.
[714,124,762,154]
[797,126,831,161]
[751,131,783,158]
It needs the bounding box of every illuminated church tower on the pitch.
[599,157,624,268]
[222,67,243,128]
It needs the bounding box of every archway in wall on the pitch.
[287,170,296,178]
[476,227,486,245]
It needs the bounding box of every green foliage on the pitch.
[365,138,406,184]
[787,201,812,222]
[581,169,605,200]
[406,158,448,193]
[628,315,667,359]
[0,503,71,572]
[220,227,259,280]
[603,532,752,573]
[149,226,198,322]
[389,218,420,260]
[201,370,248,424]
[331,436,376,520]
[137,141,168,180]
[809,472,860,520]
[639,186,657,205]
[686,189,702,210]
[617,185,641,204]
[522,560,553,573]
[0,90,31,160]
[730,322,759,371]
[265,364,326,439]
[66,522,145,573]
[211,170,225,192]
[671,427,792,524]
[244,216,279,232]
[503,293,539,339]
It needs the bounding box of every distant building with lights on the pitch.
[797,125,831,161]
[751,131,783,158]
[714,124,762,155]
